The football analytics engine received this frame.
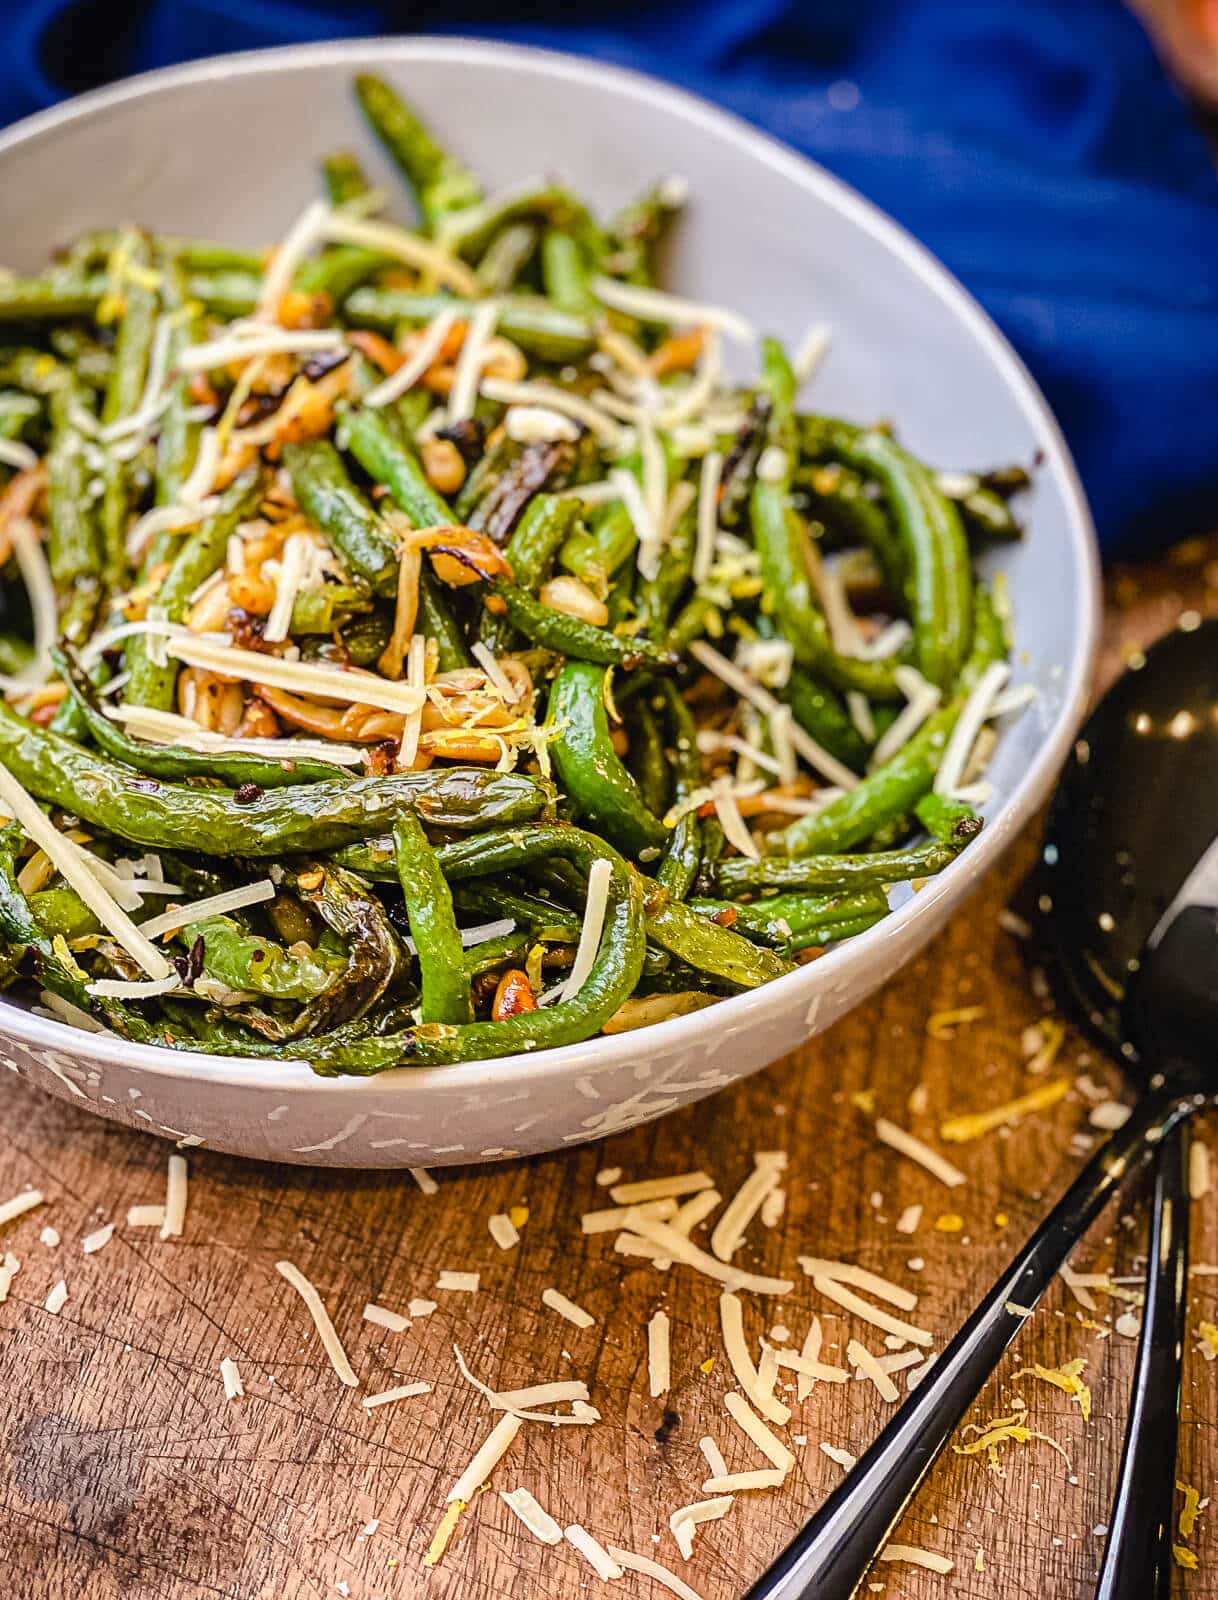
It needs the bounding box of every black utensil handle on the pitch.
[1096,1117,1190,1600]
[744,1086,1185,1600]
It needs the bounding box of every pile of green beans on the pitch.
[0,74,1029,1073]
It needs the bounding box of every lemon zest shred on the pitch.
[1013,1357,1092,1422]
[1178,1480,1204,1540]
[423,1500,466,1567]
[940,1077,1071,1143]
[1174,1545,1199,1571]
[926,1005,986,1039]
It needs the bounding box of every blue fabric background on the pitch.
[3,0,1217,555]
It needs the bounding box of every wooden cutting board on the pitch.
[2,532,1216,1600]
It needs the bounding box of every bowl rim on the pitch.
[0,34,1101,1096]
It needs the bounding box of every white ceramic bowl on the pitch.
[0,38,1099,1167]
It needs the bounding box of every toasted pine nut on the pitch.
[227,571,275,614]
[187,581,236,634]
[492,969,538,1020]
[421,437,466,495]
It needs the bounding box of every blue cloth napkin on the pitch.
[3,0,1217,554]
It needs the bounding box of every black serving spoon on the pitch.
[746,616,1218,1600]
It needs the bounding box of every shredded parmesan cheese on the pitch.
[669,1496,733,1561]
[565,1525,624,1580]
[500,1487,564,1545]
[880,1544,954,1574]
[480,377,624,445]
[81,1223,114,1254]
[934,660,1011,796]
[610,1173,714,1205]
[874,1119,967,1188]
[0,765,171,981]
[711,1151,787,1262]
[0,1190,44,1229]
[447,1412,521,1504]
[322,211,480,294]
[581,1198,679,1234]
[557,858,612,1002]
[848,1340,900,1402]
[159,1154,188,1240]
[589,276,755,344]
[541,1287,595,1329]
[810,1275,933,1346]
[408,1166,438,1195]
[364,306,460,408]
[362,1382,431,1409]
[126,1204,166,1227]
[689,639,859,789]
[609,1546,712,1600]
[275,1260,359,1387]
[699,1435,729,1478]
[44,1279,68,1315]
[648,1309,672,1398]
[362,1302,410,1333]
[622,1213,793,1296]
[436,1270,479,1293]
[724,1390,795,1471]
[220,1357,244,1399]
[797,1257,918,1311]
[488,1213,520,1251]
[720,1294,791,1426]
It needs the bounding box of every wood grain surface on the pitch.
[3,534,1218,1600]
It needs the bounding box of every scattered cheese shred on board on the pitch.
[39,1226,60,1248]
[797,1257,919,1312]
[710,1151,787,1262]
[703,1467,786,1494]
[565,1524,624,1580]
[1014,1358,1092,1421]
[363,1303,410,1333]
[220,1357,244,1399]
[488,1213,520,1250]
[1191,1143,1212,1200]
[0,1189,44,1228]
[581,1198,678,1234]
[820,1444,857,1473]
[670,1496,733,1560]
[407,1166,438,1194]
[874,1119,967,1188]
[1060,1263,1100,1312]
[926,1005,986,1038]
[699,1435,729,1479]
[719,1293,791,1426]
[436,1270,480,1293]
[797,1315,823,1403]
[496,1379,590,1409]
[541,1288,595,1329]
[610,1172,714,1205]
[409,1298,438,1318]
[0,1255,16,1303]
[896,1204,923,1235]
[609,1545,712,1600]
[447,1413,522,1504]
[275,1260,359,1388]
[596,1167,622,1187]
[880,1544,954,1575]
[500,1487,564,1545]
[810,1275,933,1347]
[940,1077,1071,1143]
[672,1189,723,1239]
[362,1382,431,1409]
[126,1204,166,1228]
[847,1340,900,1403]
[44,1279,68,1314]
[649,1310,672,1398]
[723,1391,795,1471]
[624,1213,793,1295]
[423,1500,466,1568]
[81,1223,114,1254]
[774,1348,848,1383]
[159,1154,188,1240]
[1178,1480,1203,1540]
